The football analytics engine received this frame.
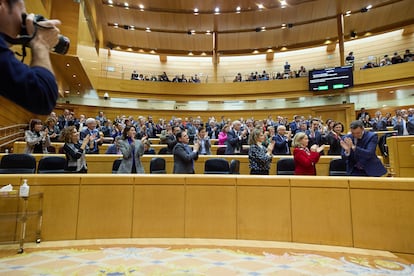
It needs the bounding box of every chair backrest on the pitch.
[328,158,347,176]
[229,159,240,174]
[150,157,166,174]
[158,147,169,155]
[204,158,230,174]
[0,154,36,174]
[47,146,56,154]
[276,158,295,175]
[37,156,66,174]
[216,147,226,155]
[112,158,123,173]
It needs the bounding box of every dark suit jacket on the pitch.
[173,143,199,173]
[272,134,291,155]
[325,132,343,155]
[305,129,323,147]
[341,131,387,176]
[225,129,243,154]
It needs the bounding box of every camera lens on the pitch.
[53,35,70,55]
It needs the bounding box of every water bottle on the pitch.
[19,179,30,198]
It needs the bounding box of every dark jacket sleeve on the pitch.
[0,35,58,115]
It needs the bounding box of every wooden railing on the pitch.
[0,124,27,152]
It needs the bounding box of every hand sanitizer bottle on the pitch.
[19,179,30,197]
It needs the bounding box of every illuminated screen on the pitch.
[308,66,354,91]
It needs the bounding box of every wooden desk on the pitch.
[1,174,413,257]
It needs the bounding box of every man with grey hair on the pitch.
[272,125,292,155]
[225,120,247,155]
[80,118,104,154]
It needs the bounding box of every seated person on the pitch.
[143,140,156,154]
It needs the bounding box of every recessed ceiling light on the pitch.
[258,4,264,9]
[236,6,241,13]
[145,27,151,32]
[214,7,220,14]
[108,0,113,4]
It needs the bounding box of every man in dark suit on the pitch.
[305,118,323,150]
[225,120,247,154]
[173,131,199,174]
[340,120,387,176]
[272,125,292,155]
[80,118,104,154]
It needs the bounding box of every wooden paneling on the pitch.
[350,178,414,253]
[77,176,134,239]
[2,174,414,256]
[50,0,80,55]
[185,176,237,238]
[237,177,291,241]
[28,175,81,241]
[132,176,185,238]
[290,178,353,246]
[387,136,414,177]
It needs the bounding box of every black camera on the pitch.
[32,15,70,55]
[5,13,70,55]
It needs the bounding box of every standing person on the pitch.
[292,132,325,175]
[305,118,323,150]
[248,128,275,175]
[117,126,145,174]
[340,120,387,176]
[272,125,291,155]
[173,131,200,174]
[24,119,51,154]
[325,122,345,155]
[0,0,61,115]
[44,116,60,142]
[218,124,229,146]
[80,118,104,154]
[61,126,91,173]
[225,120,247,154]
[196,127,211,155]
[346,51,355,66]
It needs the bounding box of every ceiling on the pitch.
[84,0,414,56]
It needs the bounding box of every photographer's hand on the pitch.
[25,14,61,75]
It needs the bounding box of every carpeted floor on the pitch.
[0,239,413,275]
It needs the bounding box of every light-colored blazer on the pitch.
[117,138,145,174]
[24,130,51,154]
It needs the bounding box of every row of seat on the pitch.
[112,157,241,174]
[0,154,346,175]
[0,154,65,174]
[276,158,347,176]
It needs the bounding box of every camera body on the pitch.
[33,15,70,55]
[5,13,70,55]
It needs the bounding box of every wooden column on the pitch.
[337,13,345,66]
[50,0,80,55]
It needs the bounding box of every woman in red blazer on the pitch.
[292,132,325,175]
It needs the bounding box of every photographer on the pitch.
[0,0,61,115]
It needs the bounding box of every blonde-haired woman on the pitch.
[292,132,325,175]
[61,126,91,173]
[248,127,275,175]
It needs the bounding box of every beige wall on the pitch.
[77,29,414,83]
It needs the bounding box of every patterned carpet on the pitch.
[0,240,413,275]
